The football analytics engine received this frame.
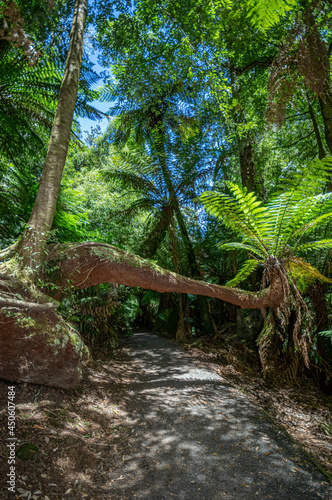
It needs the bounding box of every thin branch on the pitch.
[285,111,310,121]
[236,57,276,75]
[272,130,315,150]
[0,296,56,310]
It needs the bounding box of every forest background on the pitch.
[1,0,332,394]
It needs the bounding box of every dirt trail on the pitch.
[106,331,331,499]
[0,330,331,499]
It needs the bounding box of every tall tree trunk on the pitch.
[230,68,261,198]
[319,88,332,156]
[239,142,258,195]
[154,127,216,335]
[306,92,325,160]
[19,0,87,272]
[139,205,173,259]
[319,88,332,192]
[307,92,332,191]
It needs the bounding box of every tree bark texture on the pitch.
[19,0,87,271]
[47,242,285,310]
[239,143,257,195]
[0,241,286,388]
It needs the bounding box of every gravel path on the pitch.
[106,331,331,499]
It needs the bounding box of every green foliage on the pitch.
[318,330,332,340]
[58,284,129,352]
[0,49,60,159]
[246,0,296,30]
[225,259,260,288]
[200,168,332,291]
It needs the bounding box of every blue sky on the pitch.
[78,53,111,138]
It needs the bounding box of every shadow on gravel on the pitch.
[94,331,331,500]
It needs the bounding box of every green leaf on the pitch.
[296,239,332,253]
[219,241,264,258]
[246,0,296,30]
[225,259,260,288]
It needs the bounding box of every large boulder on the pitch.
[0,279,88,389]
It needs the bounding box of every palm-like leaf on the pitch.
[200,187,269,256]
[225,259,260,288]
[0,48,106,160]
[0,51,60,156]
[219,241,264,259]
[296,239,332,253]
[246,0,296,30]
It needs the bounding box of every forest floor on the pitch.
[0,330,331,500]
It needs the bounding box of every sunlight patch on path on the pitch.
[104,332,331,500]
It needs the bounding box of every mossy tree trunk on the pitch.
[18,0,87,273]
[45,242,286,310]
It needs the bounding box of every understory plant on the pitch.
[200,160,332,383]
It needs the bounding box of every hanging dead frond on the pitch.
[265,7,330,127]
[257,312,276,377]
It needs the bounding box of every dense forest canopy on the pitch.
[1,0,332,391]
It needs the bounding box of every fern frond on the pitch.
[225,259,260,288]
[276,157,332,197]
[109,197,158,219]
[200,188,269,255]
[102,168,158,195]
[228,183,270,240]
[318,330,332,339]
[219,241,264,258]
[247,0,296,30]
[294,211,332,240]
[268,193,332,251]
[296,239,332,253]
[95,82,118,103]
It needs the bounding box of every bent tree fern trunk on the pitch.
[45,243,285,309]
[306,92,325,160]
[0,241,287,388]
[19,0,87,272]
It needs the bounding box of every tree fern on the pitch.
[200,180,332,288]
[200,188,269,255]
